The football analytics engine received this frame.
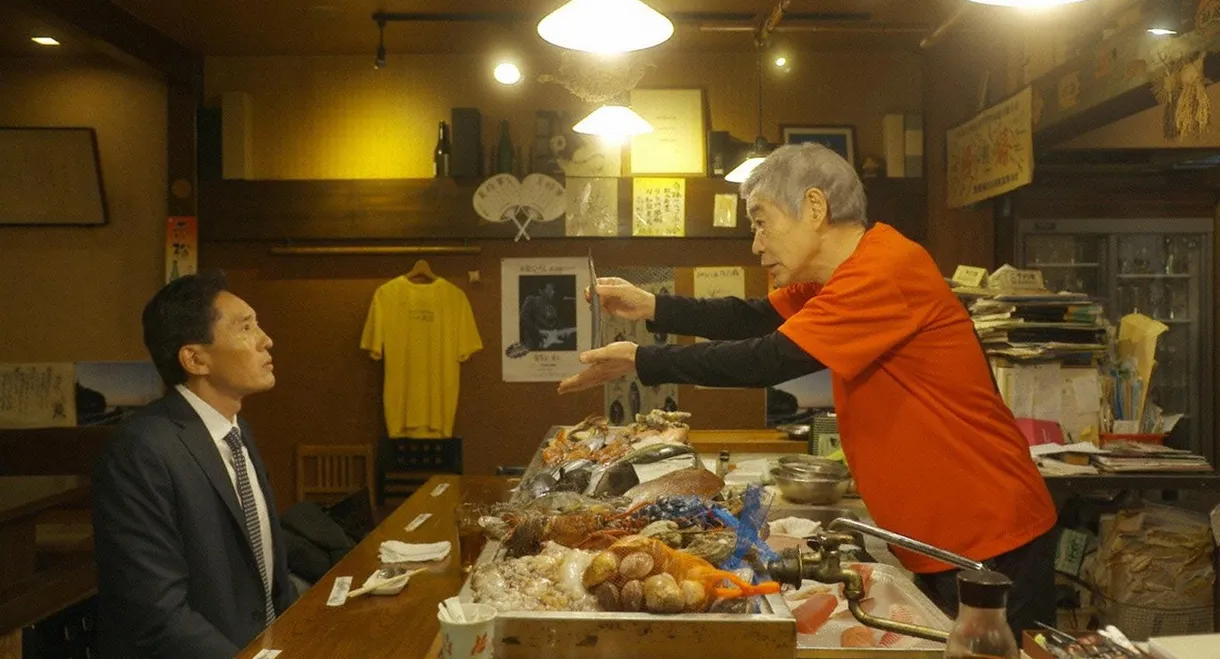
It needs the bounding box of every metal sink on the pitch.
[766,505,875,563]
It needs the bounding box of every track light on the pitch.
[374,20,386,69]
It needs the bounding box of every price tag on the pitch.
[951,265,988,287]
[326,576,352,607]
[430,482,450,497]
[405,513,432,532]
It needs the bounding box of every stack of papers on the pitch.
[1091,441,1213,473]
[967,291,1108,364]
[1030,441,1214,474]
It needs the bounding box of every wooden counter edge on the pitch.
[688,429,805,454]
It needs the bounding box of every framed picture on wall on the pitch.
[781,125,856,167]
[629,89,707,176]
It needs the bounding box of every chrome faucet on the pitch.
[766,517,984,643]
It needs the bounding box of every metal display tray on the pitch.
[479,427,944,658]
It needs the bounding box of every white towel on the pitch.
[379,540,452,563]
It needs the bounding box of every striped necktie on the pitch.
[222,427,276,624]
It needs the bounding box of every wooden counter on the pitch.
[688,429,805,454]
[236,475,510,659]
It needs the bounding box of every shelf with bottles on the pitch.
[1117,234,1200,279]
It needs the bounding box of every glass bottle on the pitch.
[716,450,731,479]
[433,121,451,178]
[496,120,515,175]
[943,570,1018,659]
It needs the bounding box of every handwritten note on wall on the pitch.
[0,363,76,428]
[693,267,746,346]
[631,178,685,237]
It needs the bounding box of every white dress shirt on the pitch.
[175,384,275,588]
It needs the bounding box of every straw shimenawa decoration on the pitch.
[1154,53,1212,141]
[537,51,656,104]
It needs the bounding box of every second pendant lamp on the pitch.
[726,47,773,183]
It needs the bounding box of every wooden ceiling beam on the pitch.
[1032,22,1220,150]
[13,0,200,85]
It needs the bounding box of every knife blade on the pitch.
[589,249,602,350]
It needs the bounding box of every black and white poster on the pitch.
[599,266,678,423]
[501,257,592,382]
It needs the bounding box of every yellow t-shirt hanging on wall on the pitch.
[360,276,482,438]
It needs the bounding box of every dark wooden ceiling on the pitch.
[103,0,963,55]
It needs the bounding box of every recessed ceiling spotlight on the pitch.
[774,56,787,67]
[493,62,522,85]
[32,37,60,46]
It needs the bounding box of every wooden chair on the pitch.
[295,444,376,514]
[377,437,463,505]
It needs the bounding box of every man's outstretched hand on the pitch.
[587,277,656,322]
[556,341,639,394]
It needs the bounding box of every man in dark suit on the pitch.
[93,271,294,658]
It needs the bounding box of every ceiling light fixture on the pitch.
[774,56,787,67]
[31,36,60,46]
[1146,0,1192,36]
[373,19,386,69]
[726,45,773,184]
[493,62,522,85]
[572,105,653,144]
[538,0,674,53]
[964,0,1089,6]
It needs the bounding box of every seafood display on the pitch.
[525,411,696,499]
[455,411,957,657]
[466,409,789,620]
[470,541,599,612]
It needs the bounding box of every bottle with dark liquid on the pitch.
[433,121,451,178]
[495,120,514,175]
[943,570,1019,659]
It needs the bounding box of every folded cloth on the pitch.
[379,540,452,563]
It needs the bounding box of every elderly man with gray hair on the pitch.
[558,143,1057,640]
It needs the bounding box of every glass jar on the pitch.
[943,570,1018,659]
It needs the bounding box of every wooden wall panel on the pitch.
[202,238,770,509]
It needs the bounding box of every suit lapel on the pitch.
[165,390,249,546]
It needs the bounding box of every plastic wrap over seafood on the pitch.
[471,541,599,613]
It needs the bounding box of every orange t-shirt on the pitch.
[769,223,1056,573]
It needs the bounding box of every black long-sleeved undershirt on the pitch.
[636,295,826,388]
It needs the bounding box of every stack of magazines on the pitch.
[1091,441,1213,473]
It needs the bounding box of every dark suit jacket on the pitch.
[93,390,294,659]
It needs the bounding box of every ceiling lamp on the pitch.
[725,46,772,184]
[964,0,1089,6]
[573,105,653,143]
[494,62,522,85]
[373,19,386,69]
[31,36,60,46]
[1147,0,1192,35]
[538,0,674,53]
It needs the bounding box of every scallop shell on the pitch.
[473,174,521,223]
[520,173,566,222]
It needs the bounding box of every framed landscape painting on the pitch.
[781,125,856,167]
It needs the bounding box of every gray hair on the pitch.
[740,143,868,226]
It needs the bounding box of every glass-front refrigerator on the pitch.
[1017,218,1214,462]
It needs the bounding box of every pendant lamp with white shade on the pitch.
[538,0,675,53]
[573,104,653,143]
[726,47,772,184]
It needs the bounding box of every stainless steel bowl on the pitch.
[775,424,811,442]
[776,455,849,480]
[769,466,848,504]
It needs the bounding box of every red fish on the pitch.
[793,592,838,635]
